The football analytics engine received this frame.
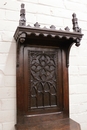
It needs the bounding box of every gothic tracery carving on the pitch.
[29,51,58,109]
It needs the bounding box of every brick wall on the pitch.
[0,0,87,130]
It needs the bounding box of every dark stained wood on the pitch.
[14,3,83,130]
[19,3,26,26]
[72,13,81,33]
[24,47,63,115]
[15,118,81,130]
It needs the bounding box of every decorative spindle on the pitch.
[19,3,26,26]
[72,13,81,33]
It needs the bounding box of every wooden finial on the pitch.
[72,13,81,33]
[19,3,26,26]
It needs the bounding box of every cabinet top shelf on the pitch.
[14,25,83,43]
[14,3,83,47]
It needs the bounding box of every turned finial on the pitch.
[19,3,26,26]
[72,13,81,33]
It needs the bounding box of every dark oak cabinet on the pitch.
[14,4,83,130]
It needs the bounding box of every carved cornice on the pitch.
[14,3,83,47]
[14,3,83,67]
[14,25,83,46]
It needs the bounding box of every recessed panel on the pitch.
[29,50,58,109]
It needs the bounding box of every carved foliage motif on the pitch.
[28,51,58,109]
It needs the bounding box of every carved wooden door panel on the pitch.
[24,47,63,115]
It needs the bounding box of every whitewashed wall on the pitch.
[0,0,87,130]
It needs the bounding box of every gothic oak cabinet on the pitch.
[14,4,83,130]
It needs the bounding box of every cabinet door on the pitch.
[24,47,63,115]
